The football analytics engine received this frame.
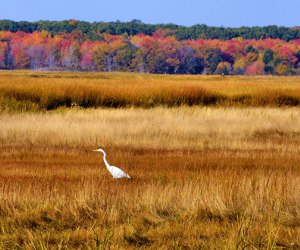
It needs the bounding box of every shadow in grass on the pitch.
[124,232,153,247]
[156,209,175,219]
[197,209,241,223]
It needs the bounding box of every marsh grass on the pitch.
[2,71,300,111]
[1,107,300,248]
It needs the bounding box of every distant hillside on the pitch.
[1,19,300,41]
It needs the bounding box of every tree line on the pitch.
[1,30,300,75]
[1,19,300,41]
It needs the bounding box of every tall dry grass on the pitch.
[1,107,300,248]
[1,71,300,111]
[1,107,300,152]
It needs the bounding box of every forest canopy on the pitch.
[1,20,300,41]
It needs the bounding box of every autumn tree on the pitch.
[131,47,148,73]
[263,49,274,64]
[245,61,265,75]
[80,40,97,71]
[275,64,289,75]
[68,42,82,70]
[215,62,231,75]
[113,42,137,71]
[233,57,247,75]
[94,43,116,71]
[11,42,30,69]
[177,46,204,74]
[202,48,231,74]
[0,39,13,69]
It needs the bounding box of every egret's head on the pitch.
[93,148,105,154]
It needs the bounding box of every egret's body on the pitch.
[93,148,130,179]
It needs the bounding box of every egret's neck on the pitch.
[102,153,111,170]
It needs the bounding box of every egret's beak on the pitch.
[92,150,98,152]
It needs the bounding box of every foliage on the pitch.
[215,62,231,75]
[245,61,265,75]
[263,49,274,64]
[275,63,289,75]
[1,31,300,74]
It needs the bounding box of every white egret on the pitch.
[93,148,130,179]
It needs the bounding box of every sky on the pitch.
[1,0,299,27]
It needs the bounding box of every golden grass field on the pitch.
[1,71,300,249]
[1,71,300,111]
